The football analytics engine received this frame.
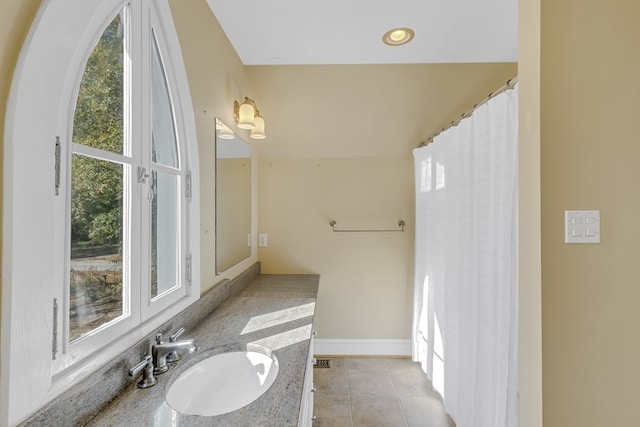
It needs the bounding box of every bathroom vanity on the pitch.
[86,273,319,426]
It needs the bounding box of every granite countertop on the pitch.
[88,274,319,426]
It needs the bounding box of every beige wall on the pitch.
[540,0,640,425]
[248,64,518,158]
[248,63,517,340]
[169,0,258,290]
[257,156,415,338]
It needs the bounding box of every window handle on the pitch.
[137,166,149,183]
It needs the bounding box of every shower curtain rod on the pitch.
[418,76,518,148]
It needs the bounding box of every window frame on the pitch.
[1,0,200,424]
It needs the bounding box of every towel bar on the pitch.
[329,220,405,233]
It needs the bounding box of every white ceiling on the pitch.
[205,0,518,65]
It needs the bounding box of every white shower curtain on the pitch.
[412,85,519,427]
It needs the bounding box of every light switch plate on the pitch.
[258,233,268,248]
[565,210,600,243]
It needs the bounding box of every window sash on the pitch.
[54,0,188,374]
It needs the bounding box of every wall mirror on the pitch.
[215,118,251,273]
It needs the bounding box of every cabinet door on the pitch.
[298,335,315,426]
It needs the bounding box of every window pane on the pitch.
[151,30,179,168]
[73,12,124,154]
[69,154,124,341]
[151,170,180,298]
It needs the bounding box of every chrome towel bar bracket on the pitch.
[329,220,405,233]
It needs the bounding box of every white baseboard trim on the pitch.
[314,339,412,357]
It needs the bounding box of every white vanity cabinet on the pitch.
[298,332,315,426]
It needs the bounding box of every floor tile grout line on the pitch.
[345,359,354,427]
[387,364,411,427]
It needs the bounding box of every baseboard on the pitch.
[314,339,411,357]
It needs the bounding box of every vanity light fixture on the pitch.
[251,112,266,139]
[215,118,235,139]
[234,96,267,139]
[382,27,415,46]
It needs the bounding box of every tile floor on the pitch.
[312,357,455,427]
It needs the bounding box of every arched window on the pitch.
[2,0,199,423]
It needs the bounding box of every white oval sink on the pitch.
[165,348,279,416]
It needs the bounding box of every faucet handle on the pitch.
[129,355,157,389]
[166,327,186,363]
[169,327,185,342]
[155,333,164,345]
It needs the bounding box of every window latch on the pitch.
[137,166,149,183]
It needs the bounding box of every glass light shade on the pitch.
[237,101,255,129]
[218,124,235,139]
[250,115,266,139]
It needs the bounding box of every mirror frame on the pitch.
[215,118,252,273]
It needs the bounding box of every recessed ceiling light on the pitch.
[382,27,415,46]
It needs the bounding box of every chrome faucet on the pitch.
[166,327,187,363]
[152,331,197,374]
[129,354,158,388]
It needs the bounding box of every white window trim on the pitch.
[1,0,200,425]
